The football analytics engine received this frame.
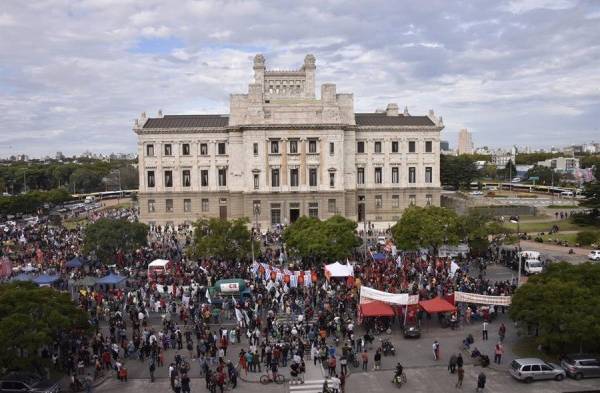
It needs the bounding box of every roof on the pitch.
[148,259,170,267]
[360,301,395,317]
[418,297,456,314]
[143,115,229,129]
[355,113,435,127]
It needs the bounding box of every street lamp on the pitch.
[510,216,522,287]
[251,203,260,263]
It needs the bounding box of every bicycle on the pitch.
[391,372,407,388]
[259,373,285,384]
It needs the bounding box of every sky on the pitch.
[1,0,599,157]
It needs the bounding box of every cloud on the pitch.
[0,0,599,156]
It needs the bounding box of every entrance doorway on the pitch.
[219,206,227,219]
[289,208,300,223]
[357,203,365,222]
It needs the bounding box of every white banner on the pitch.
[454,291,511,306]
[220,282,240,293]
[360,286,419,305]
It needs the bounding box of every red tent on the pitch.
[359,301,395,317]
[419,297,456,314]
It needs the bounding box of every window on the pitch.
[391,141,399,153]
[164,170,173,187]
[270,140,279,154]
[521,366,531,372]
[357,141,365,153]
[374,167,382,184]
[253,143,258,155]
[329,142,335,155]
[308,139,317,153]
[375,195,382,208]
[289,140,298,154]
[253,174,259,189]
[374,141,382,153]
[308,202,319,218]
[271,168,280,187]
[252,200,261,216]
[200,143,208,156]
[182,143,190,156]
[425,167,432,183]
[408,141,416,153]
[165,199,173,212]
[146,144,154,157]
[164,144,172,156]
[328,199,337,213]
[392,167,399,184]
[183,198,191,212]
[425,141,432,153]
[409,167,416,184]
[148,199,155,213]
[290,168,299,187]
[217,142,226,155]
[426,194,432,206]
[271,203,281,225]
[531,365,541,372]
[357,167,365,185]
[309,168,317,186]
[329,172,335,188]
[392,195,399,208]
[218,168,227,186]
[147,171,155,187]
[540,364,553,371]
[200,170,208,187]
[409,194,416,206]
[201,198,209,212]
[182,170,191,187]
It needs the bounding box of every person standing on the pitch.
[432,340,440,360]
[373,350,381,371]
[181,373,190,393]
[361,350,368,371]
[498,323,506,342]
[340,354,348,375]
[448,353,457,373]
[149,361,155,383]
[455,366,464,389]
[482,321,489,341]
[494,342,504,364]
[476,372,486,392]
[456,353,463,369]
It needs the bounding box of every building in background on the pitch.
[537,157,580,173]
[457,128,474,155]
[134,54,444,228]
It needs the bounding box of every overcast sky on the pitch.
[1,0,599,157]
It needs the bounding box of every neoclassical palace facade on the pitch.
[134,54,444,228]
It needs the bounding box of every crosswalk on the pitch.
[288,379,325,393]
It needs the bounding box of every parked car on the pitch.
[512,177,522,183]
[509,358,565,383]
[0,372,60,393]
[469,190,483,196]
[561,354,600,380]
[588,250,600,261]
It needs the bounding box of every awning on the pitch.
[419,297,456,314]
[65,257,83,268]
[33,274,61,285]
[12,273,32,282]
[96,273,126,285]
[372,253,385,262]
[359,301,395,317]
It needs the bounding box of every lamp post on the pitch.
[251,203,260,263]
[510,216,522,287]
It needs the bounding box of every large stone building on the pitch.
[457,128,474,155]
[134,55,444,228]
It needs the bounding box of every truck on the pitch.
[517,251,544,275]
[207,278,252,308]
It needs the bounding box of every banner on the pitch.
[454,291,511,306]
[360,286,419,305]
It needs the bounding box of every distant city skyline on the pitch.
[1,1,599,155]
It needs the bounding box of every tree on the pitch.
[510,262,600,354]
[391,206,460,253]
[0,282,89,371]
[83,219,148,264]
[70,168,103,193]
[440,154,480,189]
[526,165,561,186]
[283,215,360,262]
[190,218,256,261]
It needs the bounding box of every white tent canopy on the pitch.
[148,259,170,268]
[360,286,419,305]
[324,262,354,277]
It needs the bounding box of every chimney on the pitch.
[403,106,410,116]
[158,109,163,117]
[386,103,399,116]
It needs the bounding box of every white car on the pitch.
[589,250,600,261]
[470,191,483,196]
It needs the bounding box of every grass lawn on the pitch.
[512,337,559,363]
[503,220,584,233]
[63,217,88,230]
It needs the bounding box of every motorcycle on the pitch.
[392,373,407,388]
[382,339,395,356]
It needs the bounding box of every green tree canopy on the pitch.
[283,215,360,263]
[0,189,72,216]
[83,219,148,264]
[510,262,600,353]
[391,206,461,253]
[0,282,89,371]
[526,165,561,186]
[440,154,480,189]
[190,218,256,261]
